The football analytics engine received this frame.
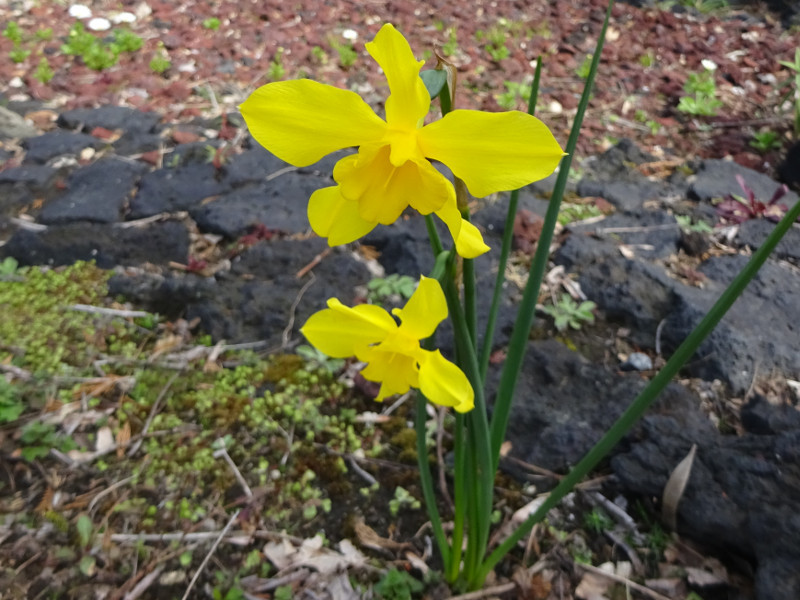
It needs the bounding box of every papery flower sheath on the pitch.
[241,23,564,258]
[300,276,474,412]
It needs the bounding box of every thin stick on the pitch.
[181,510,240,600]
[69,304,151,318]
[213,447,253,499]
[89,475,135,513]
[577,563,673,600]
[295,249,329,279]
[448,582,517,600]
[282,273,316,348]
[123,564,165,600]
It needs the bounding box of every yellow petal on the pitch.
[241,79,386,167]
[301,299,396,358]
[393,276,447,340]
[308,185,377,245]
[418,350,474,413]
[360,349,419,401]
[435,201,490,258]
[365,24,430,132]
[418,110,565,198]
[335,145,451,224]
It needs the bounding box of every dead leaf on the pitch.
[95,427,115,454]
[116,422,131,458]
[353,517,410,553]
[662,444,697,530]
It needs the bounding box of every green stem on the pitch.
[447,412,466,583]
[479,57,544,380]
[489,0,615,472]
[474,186,800,588]
[414,392,450,571]
[441,261,493,585]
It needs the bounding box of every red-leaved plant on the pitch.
[716,174,791,224]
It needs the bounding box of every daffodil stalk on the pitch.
[241,2,797,591]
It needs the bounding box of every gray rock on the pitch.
[499,339,704,472]
[612,412,800,600]
[129,162,230,217]
[22,131,103,164]
[689,159,799,210]
[621,352,653,371]
[0,105,38,140]
[735,218,800,262]
[189,174,325,238]
[56,106,161,134]
[39,158,148,224]
[1,221,189,268]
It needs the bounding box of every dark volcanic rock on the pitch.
[21,131,103,164]
[555,221,800,394]
[735,217,800,262]
[223,146,287,187]
[39,158,148,224]
[129,161,230,217]
[1,221,189,268]
[189,174,327,238]
[57,106,162,134]
[612,412,800,600]
[689,159,799,209]
[500,339,704,472]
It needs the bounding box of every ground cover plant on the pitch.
[1,1,800,599]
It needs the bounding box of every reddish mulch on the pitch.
[2,0,799,174]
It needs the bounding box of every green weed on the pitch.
[542,294,597,332]
[750,130,782,152]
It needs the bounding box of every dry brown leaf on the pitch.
[151,333,183,359]
[116,422,131,458]
[662,444,697,530]
[35,487,54,514]
[353,516,410,553]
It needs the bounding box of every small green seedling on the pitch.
[778,49,800,137]
[149,50,171,74]
[678,66,723,116]
[268,47,285,80]
[389,486,421,516]
[202,17,221,30]
[676,214,713,233]
[542,294,596,332]
[0,379,24,423]
[367,274,417,304]
[576,54,593,79]
[750,130,782,152]
[374,568,424,600]
[34,57,55,83]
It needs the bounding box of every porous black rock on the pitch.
[189,174,326,238]
[39,158,148,224]
[1,221,189,268]
[21,130,103,164]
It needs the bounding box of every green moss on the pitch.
[0,262,126,374]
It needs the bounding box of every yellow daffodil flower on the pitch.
[300,276,473,412]
[241,23,564,258]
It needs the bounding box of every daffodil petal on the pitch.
[435,201,490,258]
[365,24,430,132]
[335,145,450,224]
[308,185,377,245]
[393,276,447,340]
[418,110,565,198]
[360,349,418,401]
[301,299,396,358]
[241,79,386,167]
[418,350,474,412]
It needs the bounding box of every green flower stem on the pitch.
[474,181,800,589]
[415,391,451,570]
[425,214,445,256]
[479,57,544,380]
[441,261,493,583]
[461,207,478,348]
[448,412,467,583]
[489,0,615,471]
